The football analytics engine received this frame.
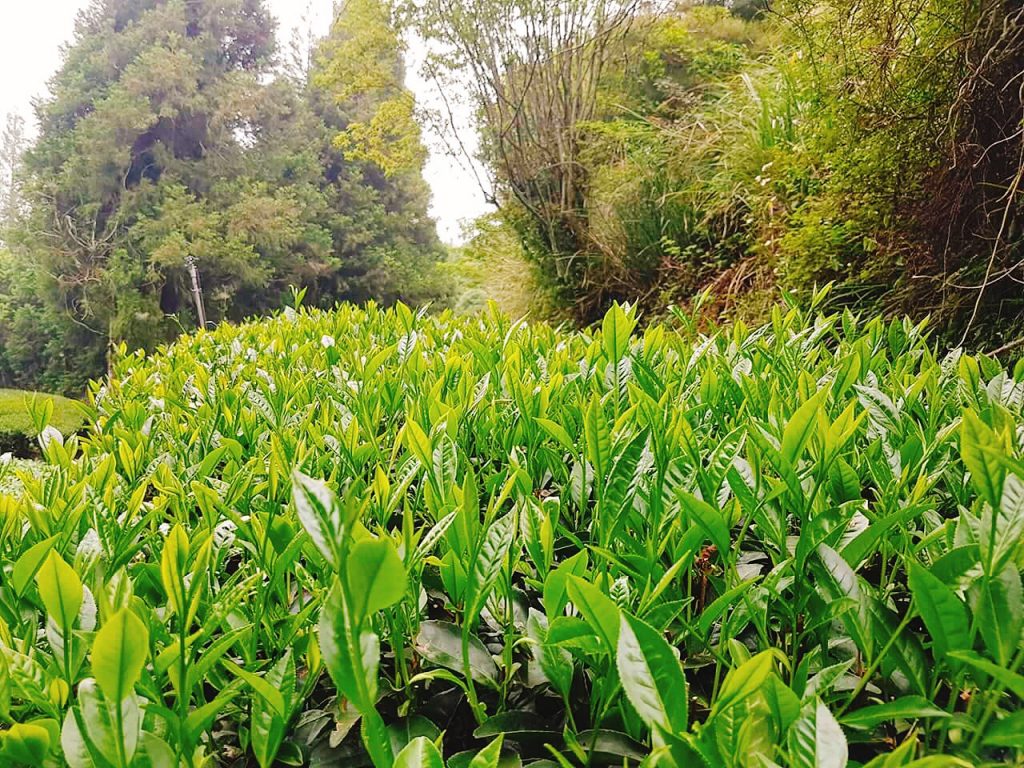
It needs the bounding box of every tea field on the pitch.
[1,299,1022,767]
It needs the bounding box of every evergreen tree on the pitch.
[308,0,444,306]
[2,0,445,392]
[0,113,26,240]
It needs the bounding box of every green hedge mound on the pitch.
[0,388,87,456]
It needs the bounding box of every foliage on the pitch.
[0,296,1022,764]
[314,0,429,177]
[0,114,27,239]
[0,0,446,394]
[440,0,1023,346]
[413,0,646,318]
[446,213,549,319]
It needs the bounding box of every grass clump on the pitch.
[0,299,1022,766]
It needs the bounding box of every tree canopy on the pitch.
[0,0,445,393]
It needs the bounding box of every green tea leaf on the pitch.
[394,736,444,768]
[222,662,285,720]
[567,576,620,653]
[583,398,611,482]
[984,710,1024,747]
[160,524,189,619]
[468,735,504,768]
[76,678,141,766]
[318,581,381,709]
[12,537,57,597]
[91,608,149,703]
[0,722,51,766]
[788,700,847,768]
[415,620,499,686]
[346,538,407,625]
[602,302,634,365]
[677,492,730,555]
[536,418,574,452]
[907,562,970,659]
[542,549,588,619]
[974,564,1023,666]
[961,411,1004,509]
[36,551,83,631]
[464,513,515,625]
[404,419,433,469]
[616,612,688,734]
[711,651,776,718]
[840,696,951,729]
[782,389,827,465]
[947,651,1024,698]
[292,470,342,569]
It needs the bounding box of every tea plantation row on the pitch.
[0,299,1021,766]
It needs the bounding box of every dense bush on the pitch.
[454,0,1023,345]
[0,389,87,457]
[0,298,1022,765]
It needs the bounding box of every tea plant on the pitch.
[0,294,1022,766]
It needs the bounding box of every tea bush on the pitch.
[0,389,87,458]
[1,297,1022,766]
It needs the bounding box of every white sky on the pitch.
[0,0,490,243]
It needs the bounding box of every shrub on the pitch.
[0,299,1022,765]
[0,388,87,457]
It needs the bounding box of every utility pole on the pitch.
[185,253,207,330]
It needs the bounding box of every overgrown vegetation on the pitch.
[1,298,1023,765]
[446,214,549,319]
[430,0,1023,346]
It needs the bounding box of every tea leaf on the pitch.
[346,538,407,624]
[415,620,499,686]
[907,562,970,659]
[292,471,342,568]
[567,576,620,653]
[616,612,688,734]
[788,700,847,768]
[394,736,444,768]
[36,551,83,631]
[0,722,51,765]
[91,609,149,703]
[840,696,950,729]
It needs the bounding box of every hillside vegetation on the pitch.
[426,0,1024,347]
[1,300,1023,765]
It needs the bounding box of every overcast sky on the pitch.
[0,0,490,242]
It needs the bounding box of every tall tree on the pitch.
[0,113,26,239]
[309,0,444,305]
[17,0,295,370]
[3,0,445,392]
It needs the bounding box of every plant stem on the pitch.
[838,610,914,716]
